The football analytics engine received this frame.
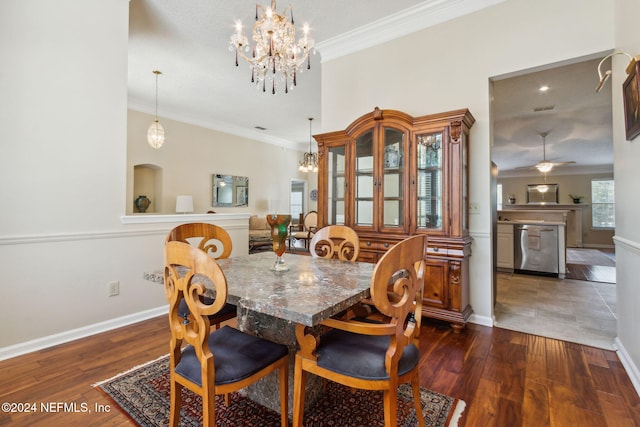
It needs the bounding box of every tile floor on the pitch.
[494,272,617,350]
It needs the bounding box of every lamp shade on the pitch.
[175,195,194,214]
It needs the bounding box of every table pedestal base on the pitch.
[237,306,322,416]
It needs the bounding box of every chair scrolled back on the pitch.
[164,241,229,347]
[369,234,426,326]
[164,240,289,427]
[292,234,428,427]
[165,222,236,330]
[309,225,360,261]
[165,222,232,259]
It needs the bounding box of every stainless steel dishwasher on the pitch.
[514,224,559,275]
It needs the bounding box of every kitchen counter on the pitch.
[497,220,566,278]
[499,206,583,247]
[498,219,566,226]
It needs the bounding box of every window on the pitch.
[591,179,615,228]
[497,183,503,211]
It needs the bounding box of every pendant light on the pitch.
[299,118,318,172]
[147,70,165,149]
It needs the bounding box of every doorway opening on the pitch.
[290,179,307,226]
[490,54,616,350]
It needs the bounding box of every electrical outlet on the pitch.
[108,281,120,297]
[469,202,480,214]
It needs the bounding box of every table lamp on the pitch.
[175,195,193,214]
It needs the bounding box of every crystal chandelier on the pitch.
[147,70,165,149]
[299,118,318,172]
[230,0,315,94]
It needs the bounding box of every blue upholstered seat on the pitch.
[177,297,236,325]
[176,325,288,386]
[317,329,420,380]
[292,234,428,427]
[165,240,290,426]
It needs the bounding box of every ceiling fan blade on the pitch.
[513,160,575,170]
[550,161,576,166]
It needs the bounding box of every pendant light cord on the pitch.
[153,70,162,121]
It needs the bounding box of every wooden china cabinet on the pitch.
[314,107,475,331]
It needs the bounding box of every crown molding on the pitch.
[316,0,506,63]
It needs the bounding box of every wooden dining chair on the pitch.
[164,241,289,427]
[165,223,236,329]
[293,234,427,427]
[308,225,360,261]
[289,210,318,251]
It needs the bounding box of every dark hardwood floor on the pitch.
[565,263,616,283]
[1,316,639,426]
[565,248,616,283]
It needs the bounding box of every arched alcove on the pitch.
[133,163,163,213]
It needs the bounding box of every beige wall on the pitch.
[127,110,312,216]
[498,173,615,247]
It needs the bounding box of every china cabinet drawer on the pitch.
[360,240,394,252]
[426,244,448,257]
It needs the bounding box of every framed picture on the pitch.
[623,60,640,141]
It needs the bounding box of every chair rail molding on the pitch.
[120,213,251,224]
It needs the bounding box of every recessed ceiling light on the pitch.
[539,85,550,92]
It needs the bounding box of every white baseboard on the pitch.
[469,313,493,328]
[615,337,640,398]
[0,305,168,362]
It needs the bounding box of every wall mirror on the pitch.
[526,183,558,204]
[212,174,249,207]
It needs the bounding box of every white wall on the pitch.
[0,1,313,354]
[613,0,640,393]
[322,0,613,310]
[0,0,152,351]
[321,0,640,391]
[0,0,129,235]
[320,0,615,326]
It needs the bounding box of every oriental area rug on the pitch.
[95,355,465,427]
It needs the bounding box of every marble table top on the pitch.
[145,251,375,326]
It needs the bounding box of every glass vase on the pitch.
[266,214,291,271]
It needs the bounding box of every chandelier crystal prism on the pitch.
[147,70,165,149]
[299,118,318,173]
[230,0,315,94]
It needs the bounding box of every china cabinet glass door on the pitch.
[382,127,404,228]
[354,130,374,227]
[416,132,443,230]
[327,145,346,225]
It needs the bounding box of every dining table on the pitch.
[145,250,375,414]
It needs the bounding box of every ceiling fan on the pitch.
[516,131,575,173]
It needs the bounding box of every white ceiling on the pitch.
[128,0,614,171]
[492,57,614,176]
